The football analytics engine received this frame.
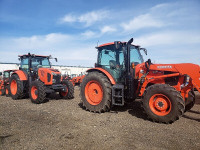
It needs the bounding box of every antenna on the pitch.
[97,40,99,47]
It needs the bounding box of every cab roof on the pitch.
[4,70,17,72]
[98,42,140,48]
[18,54,49,58]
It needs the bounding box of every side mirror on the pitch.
[147,59,151,65]
[0,72,2,76]
[140,48,147,55]
[128,38,133,44]
[55,58,58,62]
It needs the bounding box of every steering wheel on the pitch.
[145,59,152,72]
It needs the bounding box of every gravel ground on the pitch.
[0,86,200,150]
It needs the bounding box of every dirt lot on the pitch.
[0,86,200,150]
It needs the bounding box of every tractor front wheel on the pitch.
[142,84,185,123]
[29,81,46,104]
[59,80,74,99]
[10,74,25,99]
[80,72,112,113]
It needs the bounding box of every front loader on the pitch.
[9,53,74,104]
[80,38,199,123]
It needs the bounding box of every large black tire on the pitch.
[80,72,112,113]
[29,81,46,104]
[10,74,25,100]
[185,90,195,112]
[142,84,185,123]
[5,85,10,97]
[59,80,74,99]
[0,89,5,96]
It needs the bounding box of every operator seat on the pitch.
[109,60,121,82]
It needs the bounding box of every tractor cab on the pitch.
[96,41,144,83]
[19,54,53,73]
[3,70,15,83]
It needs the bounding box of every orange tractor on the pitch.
[9,53,74,104]
[0,70,16,96]
[71,75,85,86]
[80,38,199,123]
[64,74,85,86]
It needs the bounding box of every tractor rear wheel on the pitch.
[59,80,74,99]
[10,74,25,99]
[0,89,5,96]
[5,85,10,97]
[29,81,46,104]
[185,90,195,112]
[80,72,112,113]
[142,84,185,123]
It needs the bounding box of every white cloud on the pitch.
[134,31,200,47]
[150,3,170,11]
[78,10,109,26]
[59,10,109,27]
[60,14,77,23]
[0,33,97,66]
[100,26,116,34]
[81,30,96,38]
[121,14,164,32]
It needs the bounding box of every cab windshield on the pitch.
[3,71,10,78]
[20,56,51,71]
[130,46,144,65]
[31,57,51,69]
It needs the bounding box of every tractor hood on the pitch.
[149,63,200,74]
[135,63,200,92]
[38,68,61,85]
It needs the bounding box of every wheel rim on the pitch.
[149,94,172,116]
[11,80,17,95]
[61,85,68,97]
[6,88,8,95]
[31,86,38,100]
[85,80,103,105]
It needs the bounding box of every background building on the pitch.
[0,63,90,76]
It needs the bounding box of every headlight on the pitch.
[140,69,144,74]
[51,72,57,76]
[52,79,56,83]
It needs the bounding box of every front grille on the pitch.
[53,74,61,84]
[47,73,51,82]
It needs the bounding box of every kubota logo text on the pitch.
[157,66,172,69]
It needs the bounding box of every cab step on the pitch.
[112,84,124,106]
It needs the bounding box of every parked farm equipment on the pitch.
[9,53,74,104]
[80,38,199,123]
[64,74,85,86]
[0,70,16,96]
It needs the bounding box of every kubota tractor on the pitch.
[0,70,16,96]
[71,74,85,86]
[80,38,199,123]
[9,53,74,104]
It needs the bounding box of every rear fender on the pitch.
[87,68,116,85]
[12,70,28,81]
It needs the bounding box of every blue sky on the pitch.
[0,0,200,67]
